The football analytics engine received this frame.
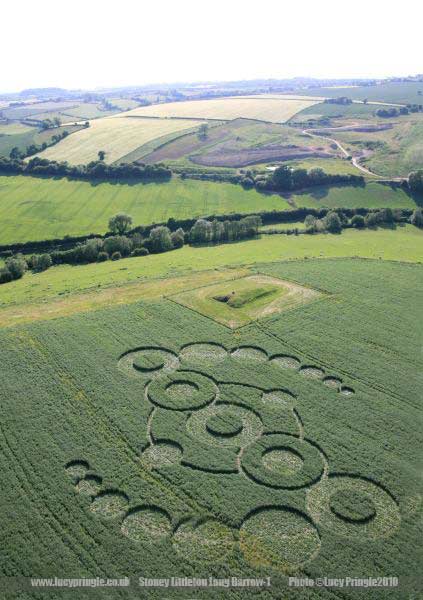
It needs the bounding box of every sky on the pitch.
[1,0,421,92]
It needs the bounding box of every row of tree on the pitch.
[189,215,262,244]
[0,156,172,182]
[250,166,364,192]
[10,130,70,160]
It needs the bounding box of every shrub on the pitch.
[351,215,365,228]
[111,251,122,261]
[103,235,132,257]
[5,256,27,279]
[131,247,149,257]
[324,212,343,233]
[365,212,379,228]
[37,253,53,272]
[0,268,13,284]
[148,226,173,253]
[410,208,423,228]
[171,228,185,249]
[97,251,109,262]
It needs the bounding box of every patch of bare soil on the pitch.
[142,119,247,163]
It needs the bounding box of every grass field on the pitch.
[119,97,321,123]
[290,81,423,104]
[35,117,207,164]
[0,123,83,159]
[0,225,421,314]
[0,175,291,244]
[0,257,420,594]
[0,175,418,245]
[327,114,423,177]
[291,101,383,121]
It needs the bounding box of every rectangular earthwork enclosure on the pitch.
[169,274,323,328]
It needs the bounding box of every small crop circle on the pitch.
[90,491,129,519]
[65,460,89,483]
[148,371,217,411]
[140,442,182,470]
[299,366,324,379]
[261,390,296,410]
[240,507,320,571]
[242,434,324,489]
[231,346,268,362]
[172,519,235,563]
[323,377,342,390]
[76,475,102,497]
[270,355,301,370]
[179,343,228,365]
[121,507,171,543]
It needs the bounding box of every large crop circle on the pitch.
[148,371,217,410]
[240,506,320,571]
[242,434,324,489]
[186,403,262,448]
[306,475,401,539]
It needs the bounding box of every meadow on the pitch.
[0,225,421,317]
[327,114,423,178]
[290,81,423,104]
[0,257,420,597]
[36,117,206,165]
[0,175,290,244]
[0,175,417,245]
[119,97,321,123]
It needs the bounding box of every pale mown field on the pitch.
[36,117,204,164]
[119,97,320,123]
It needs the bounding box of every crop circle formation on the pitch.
[306,475,401,539]
[186,403,262,448]
[148,371,217,410]
[242,434,324,489]
[240,507,320,571]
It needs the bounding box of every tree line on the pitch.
[0,156,172,182]
[249,165,364,192]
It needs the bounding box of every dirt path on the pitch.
[302,128,407,181]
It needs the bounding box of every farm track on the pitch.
[302,127,407,181]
